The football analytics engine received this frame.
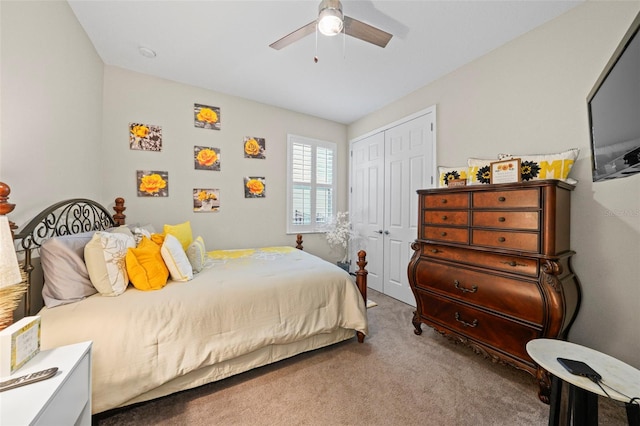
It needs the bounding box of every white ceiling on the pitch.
[68,0,582,124]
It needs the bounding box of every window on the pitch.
[287,134,336,234]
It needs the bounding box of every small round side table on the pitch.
[527,339,640,426]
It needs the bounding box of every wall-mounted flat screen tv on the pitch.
[587,12,640,182]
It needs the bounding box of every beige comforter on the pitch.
[39,247,367,413]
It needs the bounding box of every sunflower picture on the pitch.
[194,103,221,130]
[244,177,266,198]
[194,146,221,171]
[244,137,266,159]
[137,170,168,197]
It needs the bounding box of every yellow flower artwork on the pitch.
[243,137,265,159]
[244,177,266,198]
[137,171,168,197]
[193,188,220,212]
[194,103,221,130]
[129,122,162,151]
[194,146,221,171]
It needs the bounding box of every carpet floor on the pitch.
[94,289,628,425]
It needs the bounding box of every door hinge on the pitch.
[430,123,433,131]
[431,176,434,185]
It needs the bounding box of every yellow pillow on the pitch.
[150,233,165,246]
[163,221,193,251]
[126,236,169,291]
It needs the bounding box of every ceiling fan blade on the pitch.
[269,21,317,50]
[343,16,392,48]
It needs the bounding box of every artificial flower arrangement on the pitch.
[324,211,356,264]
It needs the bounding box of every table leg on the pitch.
[548,374,562,426]
[573,385,597,426]
[626,402,640,426]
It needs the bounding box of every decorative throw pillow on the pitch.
[85,231,135,296]
[40,231,97,308]
[186,236,206,273]
[498,148,579,182]
[467,158,497,185]
[163,221,193,251]
[161,233,193,282]
[437,166,468,188]
[126,236,169,291]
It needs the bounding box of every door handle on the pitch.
[384,230,389,235]
[377,230,383,234]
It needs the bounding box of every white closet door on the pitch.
[350,109,434,306]
[383,113,433,306]
[350,132,384,292]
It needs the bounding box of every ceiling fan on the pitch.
[269,0,393,50]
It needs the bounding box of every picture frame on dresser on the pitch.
[490,158,521,184]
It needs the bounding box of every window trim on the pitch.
[286,134,337,234]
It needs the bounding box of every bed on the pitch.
[10,194,368,414]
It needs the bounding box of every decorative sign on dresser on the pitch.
[408,180,581,403]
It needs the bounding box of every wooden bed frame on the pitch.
[2,183,368,342]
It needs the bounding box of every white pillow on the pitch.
[85,231,135,296]
[186,236,206,273]
[161,233,193,281]
[497,148,579,182]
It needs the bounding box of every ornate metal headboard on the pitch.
[14,197,126,316]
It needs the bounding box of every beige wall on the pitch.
[349,2,640,367]
[100,66,348,259]
[1,0,105,222]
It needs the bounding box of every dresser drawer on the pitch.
[473,189,539,209]
[422,244,539,277]
[424,226,469,244]
[424,210,468,226]
[472,211,539,230]
[472,229,539,252]
[424,193,469,209]
[413,260,543,324]
[414,290,540,362]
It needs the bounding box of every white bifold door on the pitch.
[350,110,435,306]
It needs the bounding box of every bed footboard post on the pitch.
[113,197,126,225]
[356,250,368,303]
[295,234,303,250]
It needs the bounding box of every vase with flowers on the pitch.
[324,212,356,271]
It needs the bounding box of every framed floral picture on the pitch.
[137,170,168,197]
[490,158,522,184]
[129,123,162,151]
[194,146,220,171]
[193,188,220,212]
[244,177,265,198]
[194,103,220,130]
[244,137,265,159]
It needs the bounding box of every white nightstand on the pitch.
[0,341,92,425]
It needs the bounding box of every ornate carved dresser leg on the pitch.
[536,367,552,404]
[412,311,423,335]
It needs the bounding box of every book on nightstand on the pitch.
[0,316,41,377]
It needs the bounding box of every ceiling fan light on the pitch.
[318,8,343,36]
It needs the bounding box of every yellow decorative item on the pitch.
[498,148,579,182]
[126,237,168,291]
[260,246,295,253]
[163,221,193,251]
[150,233,165,246]
[139,173,167,195]
[437,166,468,188]
[208,249,255,259]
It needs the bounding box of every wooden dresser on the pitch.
[408,180,581,402]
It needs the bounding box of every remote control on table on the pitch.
[0,367,58,392]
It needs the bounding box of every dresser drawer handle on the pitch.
[498,196,506,202]
[441,215,448,221]
[501,260,526,268]
[454,280,478,293]
[498,237,506,242]
[441,199,447,204]
[431,249,440,254]
[454,312,478,328]
[441,232,447,237]
[498,217,506,222]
